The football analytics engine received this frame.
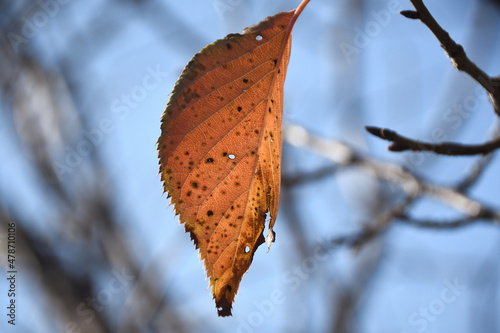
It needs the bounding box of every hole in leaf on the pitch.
[228,154,235,160]
[245,246,250,253]
[255,35,262,41]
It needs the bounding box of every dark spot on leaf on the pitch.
[273,59,278,66]
[187,191,192,197]
[206,158,214,163]
[237,106,242,112]
[207,210,214,217]
[243,78,249,83]
[191,181,199,189]
[222,152,228,157]
[226,43,232,50]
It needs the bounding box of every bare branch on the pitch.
[365,126,500,155]
[404,0,500,115]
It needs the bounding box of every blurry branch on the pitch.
[454,123,500,192]
[323,196,416,250]
[0,208,113,333]
[283,124,500,240]
[282,165,339,187]
[455,154,494,192]
[365,126,500,155]
[397,215,490,229]
[401,0,500,115]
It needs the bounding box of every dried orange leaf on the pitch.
[158,1,308,316]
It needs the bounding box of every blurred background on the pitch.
[1,0,499,332]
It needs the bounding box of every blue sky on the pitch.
[1,0,499,332]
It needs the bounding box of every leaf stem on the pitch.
[275,0,310,73]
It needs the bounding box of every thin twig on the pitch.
[365,126,500,155]
[402,0,500,115]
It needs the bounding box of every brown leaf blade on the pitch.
[158,3,307,316]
